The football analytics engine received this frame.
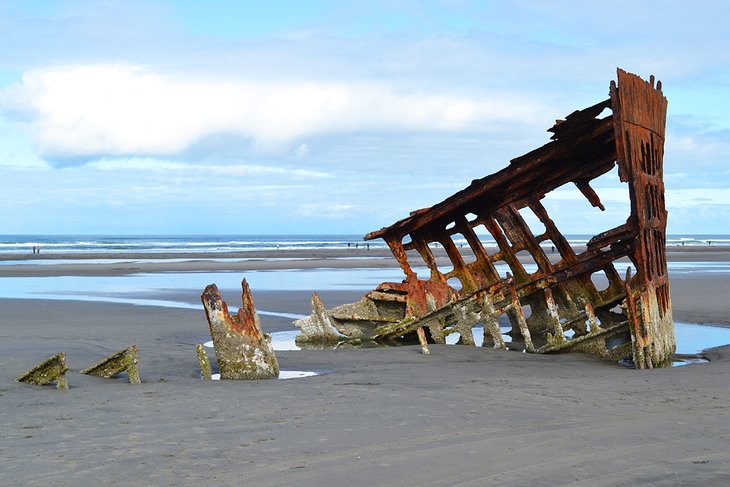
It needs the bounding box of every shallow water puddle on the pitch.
[201,322,725,376]
[445,322,730,356]
[258,323,730,368]
[203,334,318,379]
[672,357,710,367]
[203,330,301,352]
[209,371,318,380]
[268,322,730,355]
[5,262,730,306]
[674,322,730,354]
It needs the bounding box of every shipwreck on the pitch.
[295,68,675,369]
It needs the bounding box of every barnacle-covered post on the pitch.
[201,279,279,380]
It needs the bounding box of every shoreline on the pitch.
[1,245,730,278]
[3,243,730,259]
[1,246,729,326]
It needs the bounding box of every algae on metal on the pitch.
[80,345,141,384]
[294,292,343,345]
[196,343,213,380]
[201,279,279,380]
[16,352,69,390]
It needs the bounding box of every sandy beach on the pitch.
[1,247,730,485]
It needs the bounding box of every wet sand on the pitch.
[1,247,730,485]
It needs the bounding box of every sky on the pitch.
[0,0,729,236]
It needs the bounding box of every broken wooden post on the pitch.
[80,345,141,384]
[201,279,279,380]
[196,343,212,380]
[16,352,69,390]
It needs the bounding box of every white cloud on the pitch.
[546,185,730,208]
[0,64,542,159]
[666,189,730,207]
[85,158,190,172]
[298,203,355,218]
[295,143,309,157]
[86,156,331,178]
[208,164,329,178]
[666,132,730,163]
[546,186,628,203]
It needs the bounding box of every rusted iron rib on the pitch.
[297,69,674,368]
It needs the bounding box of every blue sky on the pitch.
[0,0,729,235]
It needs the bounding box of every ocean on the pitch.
[1,234,729,255]
[0,234,383,254]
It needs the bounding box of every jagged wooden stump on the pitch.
[201,279,279,380]
[16,352,69,390]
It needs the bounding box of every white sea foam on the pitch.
[1,234,728,255]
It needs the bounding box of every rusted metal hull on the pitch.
[202,279,280,379]
[16,352,69,390]
[80,345,141,384]
[295,69,675,368]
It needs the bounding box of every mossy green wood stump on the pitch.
[16,352,69,390]
[80,345,141,384]
[201,278,279,380]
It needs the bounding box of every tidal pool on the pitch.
[209,371,319,380]
[265,324,729,359]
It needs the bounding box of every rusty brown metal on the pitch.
[416,327,430,355]
[296,68,675,368]
[201,279,280,379]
